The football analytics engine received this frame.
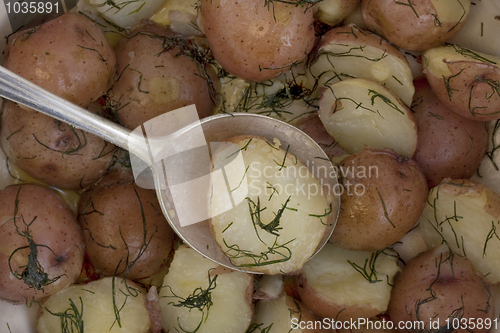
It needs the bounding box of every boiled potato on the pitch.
[37,277,151,333]
[388,245,494,333]
[419,179,500,284]
[151,0,200,36]
[0,101,116,190]
[422,44,500,121]
[159,245,253,333]
[448,0,500,56]
[3,12,116,107]
[78,181,175,282]
[309,24,415,106]
[0,184,84,304]
[198,0,316,82]
[361,0,471,52]
[254,275,283,300]
[330,148,427,251]
[251,295,330,333]
[315,0,360,26]
[318,78,417,158]
[209,136,333,275]
[390,225,428,265]
[412,77,488,187]
[109,23,215,130]
[297,243,401,321]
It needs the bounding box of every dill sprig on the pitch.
[223,237,295,268]
[368,89,404,115]
[347,250,394,284]
[247,196,292,237]
[8,186,64,291]
[44,297,85,333]
[395,0,419,18]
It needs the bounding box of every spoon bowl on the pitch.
[0,65,340,273]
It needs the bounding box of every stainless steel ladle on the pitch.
[0,65,340,273]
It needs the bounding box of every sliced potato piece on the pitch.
[159,245,253,333]
[318,78,417,157]
[89,0,165,29]
[419,179,500,284]
[209,137,332,275]
[251,295,330,333]
[448,1,500,56]
[422,44,500,121]
[310,24,414,106]
[297,243,401,321]
[37,277,150,333]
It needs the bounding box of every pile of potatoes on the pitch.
[2,0,500,332]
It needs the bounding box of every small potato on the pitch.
[252,295,330,333]
[412,77,488,187]
[297,243,401,321]
[209,136,332,275]
[361,0,471,52]
[37,277,151,333]
[423,44,500,121]
[78,181,175,282]
[388,245,494,333]
[315,0,360,26]
[109,24,215,130]
[199,0,316,82]
[330,148,428,251]
[318,78,417,158]
[0,101,116,190]
[309,24,415,106]
[4,12,116,107]
[0,184,84,304]
[159,245,253,333]
[419,179,500,284]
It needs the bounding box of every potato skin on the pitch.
[330,148,428,251]
[4,12,116,107]
[199,0,316,82]
[412,78,488,188]
[388,246,494,333]
[0,101,116,190]
[423,47,500,121]
[78,182,175,280]
[109,24,214,130]
[0,184,84,304]
[361,0,470,52]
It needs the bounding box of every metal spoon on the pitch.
[0,65,340,273]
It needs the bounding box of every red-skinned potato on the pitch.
[0,101,116,190]
[388,245,494,333]
[4,12,116,107]
[423,44,500,121]
[361,0,471,52]
[78,181,175,282]
[297,243,401,321]
[330,148,428,251]
[0,184,84,304]
[412,77,488,188]
[109,23,215,130]
[199,0,316,82]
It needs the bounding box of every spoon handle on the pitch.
[0,65,148,159]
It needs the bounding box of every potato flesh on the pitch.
[159,245,253,333]
[318,79,417,157]
[311,43,414,106]
[472,120,500,193]
[37,278,150,333]
[251,296,294,332]
[302,243,400,312]
[89,0,165,28]
[448,1,500,56]
[210,137,330,274]
[419,181,500,284]
[429,0,470,24]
